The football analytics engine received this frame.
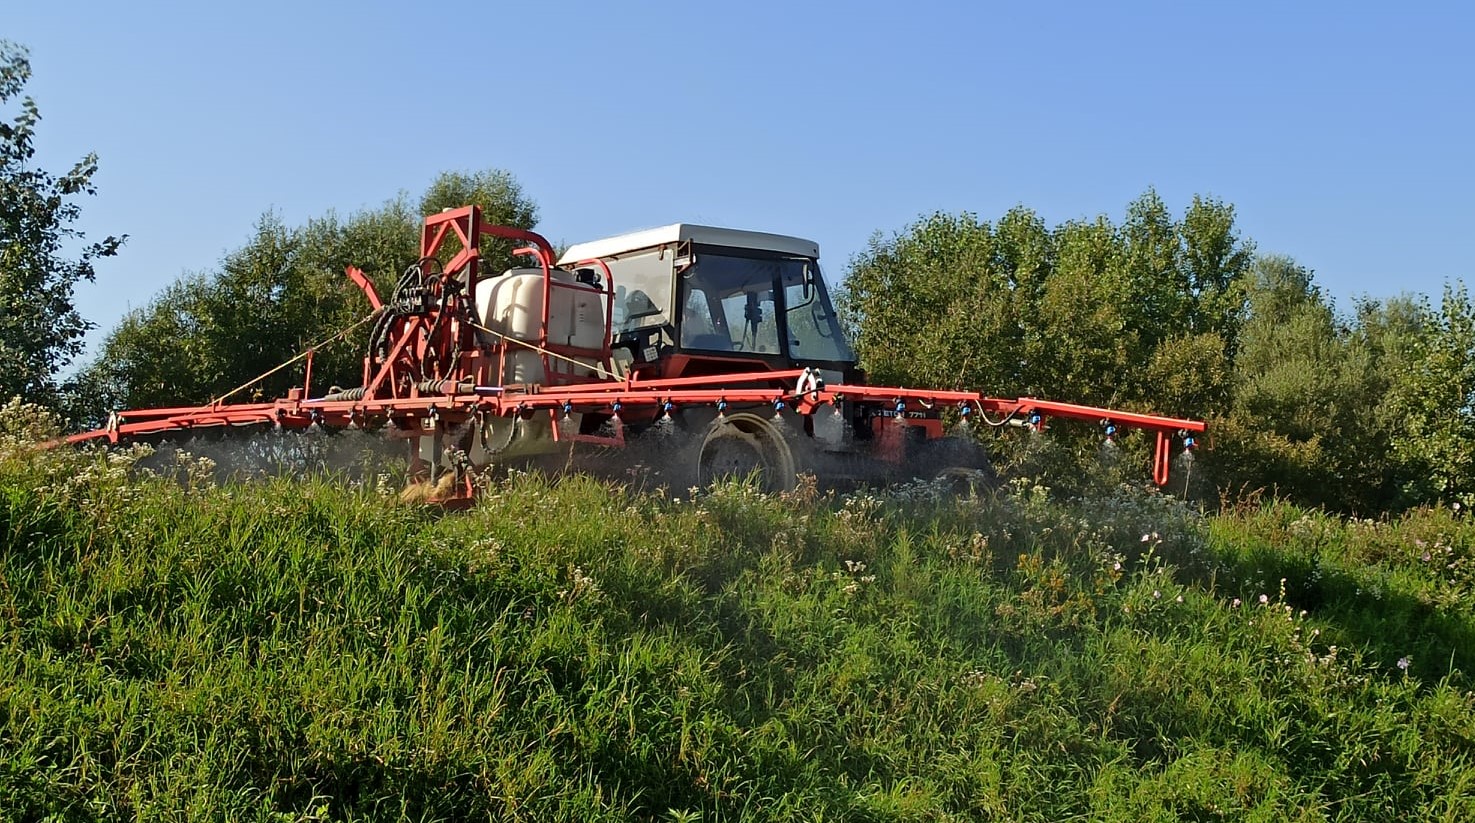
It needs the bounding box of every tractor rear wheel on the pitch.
[916,436,998,494]
[697,413,797,492]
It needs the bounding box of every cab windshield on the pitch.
[677,250,853,363]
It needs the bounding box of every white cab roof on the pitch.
[558,223,820,265]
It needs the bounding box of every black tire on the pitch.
[697,413,797,492]
[914,436,997,493]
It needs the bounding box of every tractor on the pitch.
[67,206,1205,503]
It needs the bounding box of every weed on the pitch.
[0,424,1472,820]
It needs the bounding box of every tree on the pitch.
[840,192,1252,482]
[73,171,536,422]
[1378,286,1475,508]
[1202,256,1440,512]
[0,41,123,409]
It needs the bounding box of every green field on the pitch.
[2,439,1472,821]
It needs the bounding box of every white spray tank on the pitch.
[473,267,606,385]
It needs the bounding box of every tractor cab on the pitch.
[558,225,855,380]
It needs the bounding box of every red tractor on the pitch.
[69,206,1204,502]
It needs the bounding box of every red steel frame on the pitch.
[67,208,1207,491]
[346,207,618,402]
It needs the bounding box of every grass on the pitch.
[0,422,1472,821]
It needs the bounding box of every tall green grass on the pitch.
[1,425,1472,820]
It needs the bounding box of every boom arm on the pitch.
[67,368,1203,486]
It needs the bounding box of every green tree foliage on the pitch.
[1205,256,1395,510]
[74,171,536,422]
[0,41,123,409]
[1144,253,1474,514]
[841,191,1250,480]
[419,168,540,268]
[1377,286,1475,508]
[840,191,1475,512]
[842,191,1249,417]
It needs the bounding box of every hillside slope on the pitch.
[1,444,1472,821]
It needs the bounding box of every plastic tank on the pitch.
[474,268,606,384]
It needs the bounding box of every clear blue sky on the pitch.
[9,1,1474,361]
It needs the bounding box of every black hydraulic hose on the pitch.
[366,258,437,366]
[366,309,394,361]
[419,275,449,379]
